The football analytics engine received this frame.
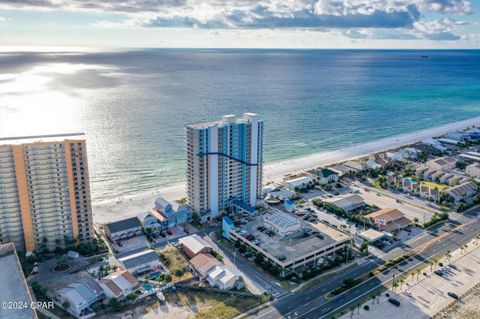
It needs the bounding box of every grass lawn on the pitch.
[420,181,448,191]
[157,245,193,283]
[165,290,264,319]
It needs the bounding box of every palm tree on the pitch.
[416,269,421,281]
[392,280,399,292]
[350,306,355,318]
[399,278,405,290]
[464,244,469,254]
[445,250,452,262]
[371,295,376,305]
[410,271,415,282]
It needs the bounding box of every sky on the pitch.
[0,0,479,49]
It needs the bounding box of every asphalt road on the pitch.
[248,214,480,319]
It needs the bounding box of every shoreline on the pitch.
[93,115,480,224]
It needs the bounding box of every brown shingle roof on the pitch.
[366,208,406,223]
[99,279,122,297]
[119,270,138,286]
[190,253,222,277]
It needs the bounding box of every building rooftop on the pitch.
[324,194,364,209]
[264,210,302,231]
[190,253,222,277]
[234,214,351,263]
[0,243,37,319]
[179,234,213,255]
[366,208,406,223]
[207,265,238,285]
[427,156,457,167]
[0,133,85,145]
[446,181,478,198]
[105,217,142,234]
[284,176,313,188]
[358,229,385,242]
[185,113,261,129]
[118,250,159,269]
[308,167,339,178]
[99,270,138,297]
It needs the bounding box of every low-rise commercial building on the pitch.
[357,229,386,243]
[104,217,142,242]
[324,194,364,211]
[118,250,160,275]
[366,208,412,233]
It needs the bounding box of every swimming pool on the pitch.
[403,178,417,184]
[147,271,161,279]
[143,284,154,292]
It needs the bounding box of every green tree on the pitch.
[62,300,70,310]
[108,298,123,312]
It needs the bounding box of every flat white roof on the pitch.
[0,133,85,145]
[358,229,385,242]
[284,176,313,187]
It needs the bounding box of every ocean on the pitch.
[1,49,480,202]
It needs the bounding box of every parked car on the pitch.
[434,270,444,277]
[388,298,401,307]
[447,292,459,299]
[448,264,458,270]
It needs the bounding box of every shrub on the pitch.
[174,268,184,277]
[364,305,370,311]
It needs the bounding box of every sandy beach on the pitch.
[93,116,480,224]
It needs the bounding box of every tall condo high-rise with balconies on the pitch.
[185,113,263,219]
[0,133,94,252]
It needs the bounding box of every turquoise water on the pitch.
[0,49,479,201]
[403,178,417,184]
[143,284,154,291]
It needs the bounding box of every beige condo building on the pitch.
[0,133,93,252]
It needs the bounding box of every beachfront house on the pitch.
[307,167,340,185]
[283,176,313,191]
[104,217,142,242]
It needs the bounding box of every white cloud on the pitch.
[0,0,474,42]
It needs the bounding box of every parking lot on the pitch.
[352,185,435,225]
